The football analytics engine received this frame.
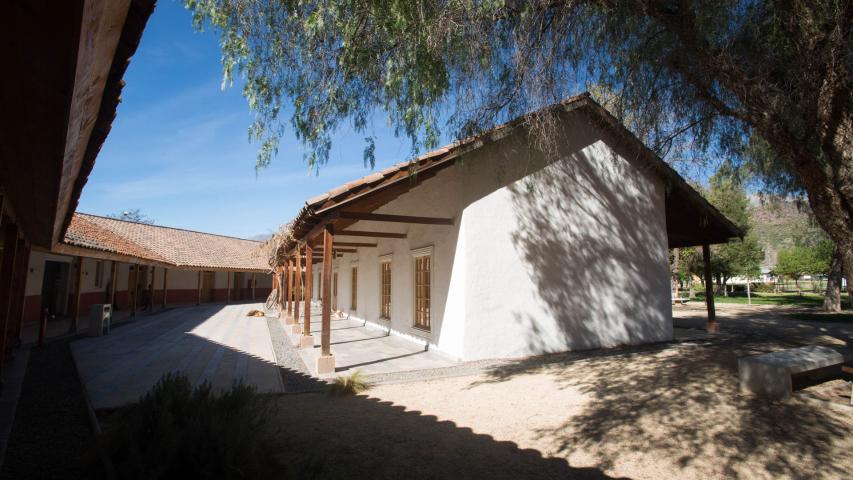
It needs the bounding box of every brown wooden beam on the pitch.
[286,259,294,317]
[196,270,202,306]
[321,225,333,357]
[334,211,453,225]
[337,230,407,239]
[108,261,118,307]
[10,238,30,349]
[332,242,377,248]
[71,256,83,332]
[251,272,256,300]
[702,244,717,332]
[313,248,357,254]
[294,250,302,324]
[225,271,231,304]
[0,221,19,363]
[131,264,138,316]
[147,266,155,311]
[161,268,168,309]
[304,242,313,337]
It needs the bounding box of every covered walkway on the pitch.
[285,304,458,378]
[71,303,282,409]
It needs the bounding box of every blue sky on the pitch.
[80,0,414,239]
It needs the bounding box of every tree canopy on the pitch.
[187,0,852,277]
[107,209,155,225]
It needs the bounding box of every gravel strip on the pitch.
[0,336,95,479]
[265,314,327,393]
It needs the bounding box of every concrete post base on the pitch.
[706,322,720,333]
[284,314,296,325]
[290,324,303,335]
[299,334,315,349]
[316,354,335,375]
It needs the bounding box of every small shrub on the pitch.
[328,370,372,396]
[95,373,282,479]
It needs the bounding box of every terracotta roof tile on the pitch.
[64,213,268,271]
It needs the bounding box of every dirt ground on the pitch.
[271,304,852,479]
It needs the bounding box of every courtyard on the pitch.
[266,303,852,479]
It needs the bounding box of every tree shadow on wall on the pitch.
[507,129,672,353]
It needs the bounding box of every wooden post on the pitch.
[304,242,313,337]
[10,238,30,348]
[0,221,20,363]
[226,271,231,304]
[702,244,718,332]
[251,272,256,300]
[131,264,138,316]
[321,226,333,356]
[197,270,202,305]
[287,258,294,319]
[161,268,168,309]
[147,266,155,311]
[108,261,117,308]
[71,256,83,332]
[294,248,302,324]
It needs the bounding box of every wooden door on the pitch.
[234,272,244,300]
[201,271,214,302]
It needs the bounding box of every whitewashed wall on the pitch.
[324,109,672,361]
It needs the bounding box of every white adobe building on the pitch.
[273,94,740,372]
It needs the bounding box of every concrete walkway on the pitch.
[71,303,283,409]
[287,304,459,378]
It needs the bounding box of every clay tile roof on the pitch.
[64,213,268,271]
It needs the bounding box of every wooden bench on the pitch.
[738,346,853,400]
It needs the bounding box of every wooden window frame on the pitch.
[379,254,392,320]
[411,246,433,332]
[350,265,358,312]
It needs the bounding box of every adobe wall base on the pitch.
[299,334,315,349]
[316,354,335,375]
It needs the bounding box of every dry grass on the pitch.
[327,370,372,396]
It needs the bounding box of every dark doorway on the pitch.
[41,260,70,316]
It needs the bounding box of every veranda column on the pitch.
[300,242,314,348]
[277,268,285,316]
[702,244,718,332]
[131,264,138,316]
[292,247,303,334]
[0,220,19,363]
[226,271,231,304]
[251,272,256,300]
[317,224,335,374]
[161,268,168,309]
[286,258,294,322]
[108,261,118,307]
[196,270,202,305]
[10,238,30,348]
[71,256,83,332]
[147,266,155,311]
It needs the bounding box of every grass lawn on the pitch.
[692,291,850,308]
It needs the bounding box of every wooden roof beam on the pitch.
[336,230,407,239]
[332,242,377,247]
[334,211,454,225]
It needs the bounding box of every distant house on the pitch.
[274,94,741,372]
[21,213,271,329]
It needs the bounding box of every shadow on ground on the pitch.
[471,328,852,478]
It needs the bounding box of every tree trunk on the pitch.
[823,248,842,312]
[671,248,680,300]
[794,277,801,296]
[746,278,751,305]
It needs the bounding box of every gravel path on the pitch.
[0,336,95,479]
[265,314,326,393]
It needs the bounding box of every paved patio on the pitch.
[71,303,283,409]
[286,305,459,378]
